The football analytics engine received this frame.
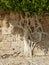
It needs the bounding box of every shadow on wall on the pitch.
[36,15,49,55]
[36,34,49,55]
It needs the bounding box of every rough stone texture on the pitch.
[0,13,49,65]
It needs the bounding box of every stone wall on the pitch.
[0,12,49,57]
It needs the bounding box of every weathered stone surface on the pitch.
[0,13,49,65]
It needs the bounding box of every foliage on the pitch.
[0,0,49,15]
